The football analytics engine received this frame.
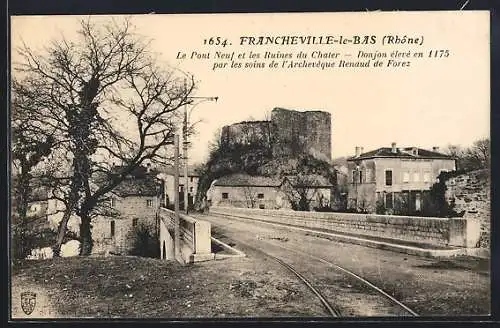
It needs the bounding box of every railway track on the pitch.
[204,212,419,317]
[235,238,342,317]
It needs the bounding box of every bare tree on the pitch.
[13,18,195,256]
[281,174,321,211]
[11,78,64,258]
[465,138,489,169]
[443,139,489,171]
[243,186,258,208]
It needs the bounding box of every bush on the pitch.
[11,225,78,259]
[129,222,160,258]
[375,201,386,215]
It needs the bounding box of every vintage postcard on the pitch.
[9,11,490,319]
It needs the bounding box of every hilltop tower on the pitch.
[220,107,332,161]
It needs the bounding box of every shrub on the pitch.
[11,225,78,259]
[129,222,160,258]
[375,201,386,215]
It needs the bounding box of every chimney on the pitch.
[360,147,364,155]
[432,146,440,153]
[355,146,361,157]
[391,142,397,153]
[412,147,418,156]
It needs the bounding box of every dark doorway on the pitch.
[162,241,166,260]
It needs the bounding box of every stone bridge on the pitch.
[158,208,214,263]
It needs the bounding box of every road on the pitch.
[195,212,490,317]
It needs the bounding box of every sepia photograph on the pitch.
[9,11,491,320]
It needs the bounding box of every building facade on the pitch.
[210,174,285,209]
[92,166,161,255]
[347,143,456,215]
[209,173,334,211]
[156,164,201,210]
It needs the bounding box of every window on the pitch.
[403,172,410,183]
[179,185,184,192]
[190,177,194,183]
[259,204,265,209]
[110,221,115,237]
[423,172,430,183]
[413,172,419,182]
[365,169,372,183]
[385,193,393,209]
[189,187,193,193]
[222,192,229,199]
[133,218,138,227]
[147,199,153,207]
[359,170,363,184]
[385,170,393,186]
[257,193,264,199]
[352,170,357,184]
[110,198,116,208]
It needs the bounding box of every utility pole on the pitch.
[182,96,218,214]
[183,104,189,214]
[174,134,180,260]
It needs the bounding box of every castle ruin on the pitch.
[221,107,332,161]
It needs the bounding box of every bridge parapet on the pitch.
[159,208,214,263]
[211,207,481,248]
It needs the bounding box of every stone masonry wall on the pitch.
[220,121,274,147]
[271,108,332,161]
[92,216,158,255]
[91,195,160,255]
[220,108,332,161]
[212,206,481,248]
[445,169,490,248]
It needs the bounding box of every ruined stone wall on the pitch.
[271,108,331,161]
[445,169,490,247]
[220,108,332,161]
[220,121,274,147]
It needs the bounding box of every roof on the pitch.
[112,177,159,197]
[347,147,454,161]
[111,165,150,178]
[157,164,201,177]
[213,173,282,187]
[212,173,334,188]
[284,174,334,188]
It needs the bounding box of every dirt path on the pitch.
[11,275,60,319]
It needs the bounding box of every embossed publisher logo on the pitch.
[20,291,36,315]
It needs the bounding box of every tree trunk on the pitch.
[79,212,93,256]
[52,208,73,257]
[14,165,31,259]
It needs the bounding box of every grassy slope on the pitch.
[11,255,325,318]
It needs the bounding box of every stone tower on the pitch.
[220,107,332,161]
[271,107,332,161]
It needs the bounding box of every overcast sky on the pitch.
[11,12,490,164]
